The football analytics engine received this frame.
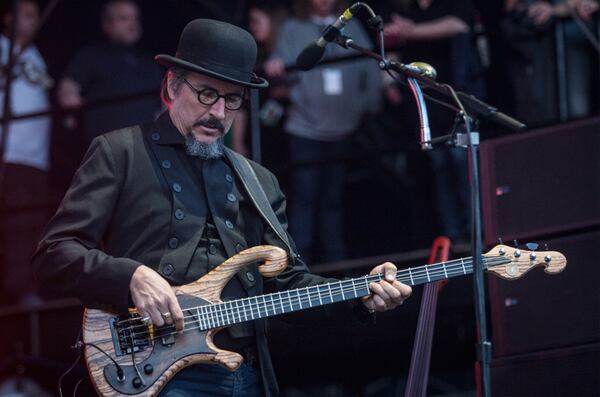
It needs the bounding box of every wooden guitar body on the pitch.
[83,245,288,397]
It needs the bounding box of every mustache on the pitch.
[194,117,225,133]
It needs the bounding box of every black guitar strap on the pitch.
[225,149,296,258]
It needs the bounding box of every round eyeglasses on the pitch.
[183,78,244,111]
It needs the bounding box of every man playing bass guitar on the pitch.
[33,18,412,397]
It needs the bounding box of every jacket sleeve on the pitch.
[33,135,141,312]
[259,169,374,324]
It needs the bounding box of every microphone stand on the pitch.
[330,33,526,397]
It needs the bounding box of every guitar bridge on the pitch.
[110,313,151,356]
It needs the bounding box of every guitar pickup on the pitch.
[160,325,176,346]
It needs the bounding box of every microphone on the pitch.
[296,3,362,71]
[407,62,437,80]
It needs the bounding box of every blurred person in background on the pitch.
[502,0,598,127]
[264,0,383,264]
[229,1,288,157]
[0,0,51,305]
[56,0,161,148]
[383,0,484,243]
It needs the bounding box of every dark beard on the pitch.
[184,134,225,159]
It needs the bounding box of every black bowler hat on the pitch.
[156,19,268,88]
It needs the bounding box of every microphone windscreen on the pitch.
[296,42,326,71]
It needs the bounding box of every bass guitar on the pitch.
[82,244,566,396]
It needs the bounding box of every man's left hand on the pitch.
[362,262,412,313]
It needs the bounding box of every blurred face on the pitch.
[248,8,272,44]
[102,2,141,46]
[167,72,243,145]
[310,0,337,17]
[3,1,40,44]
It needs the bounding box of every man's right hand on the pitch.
[130,265,184,332]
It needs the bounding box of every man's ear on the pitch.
[166,70,175,102]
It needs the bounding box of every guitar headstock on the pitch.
[484,244,567,280]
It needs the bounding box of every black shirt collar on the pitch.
[152,111,186,146]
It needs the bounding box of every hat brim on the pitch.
[155,54,269,89]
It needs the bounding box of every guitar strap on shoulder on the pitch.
[225,149,296,258]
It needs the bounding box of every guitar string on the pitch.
[112,257,511,343]
[113,256,510,339]
[90,257,509,347]
[114,254,505,328]
[129,258,501,343]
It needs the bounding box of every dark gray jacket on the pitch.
[33,114,367,396]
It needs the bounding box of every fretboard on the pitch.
[182,255,510,331]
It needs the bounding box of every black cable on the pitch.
[57,345,81,397]
[72,377,86,397]
[81,342,125,381]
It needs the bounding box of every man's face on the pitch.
[168,72,243,145]
[3,1,40,43]
[102,2,141,46]
[248,8,272,44]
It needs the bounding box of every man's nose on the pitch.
[208,97,226,119]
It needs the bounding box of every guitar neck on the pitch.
[183,255,509,331]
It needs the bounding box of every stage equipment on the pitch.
[480,117,600,245]
[294,4,528,395]
[491,343,600,396]
[488,229,600,356]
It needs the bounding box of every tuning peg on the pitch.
[498,237,506,255]
[513,240,521,257]
[526,242,538,260]
[543,243,552,262]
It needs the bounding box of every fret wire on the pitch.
[317,285,323,306]
[218,301,225,326]
[287,290,293,311]
[425,266,430,282]
[235,300,241,324]
[209,304,217,328]
[196,307,206,329]
[297,289,303,309]
[442,261,448,278]
[278,291,285,313]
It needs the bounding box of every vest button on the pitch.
[225,174,233,182]
[163,263,174,276]
[151,133,160,141]
[209,244,217,255]
[168,237,179,249]
[235,243,244,253]
[172,183,182,193]
[225,220,234,229]
[175,209,185,220]
[246,272,255,282]
[161,160,171,169]
[227,193,236,202]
